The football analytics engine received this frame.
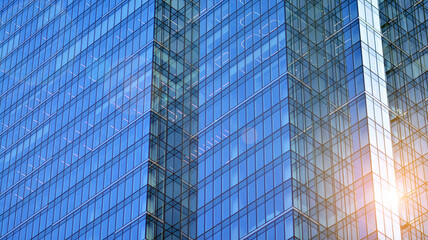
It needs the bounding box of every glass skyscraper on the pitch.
[0,0,426,239]
[381,1,428,239]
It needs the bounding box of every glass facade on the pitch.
[0,0,155,239]
[380,0,428,239]
[196,0,291,239]
[0,0,426,240]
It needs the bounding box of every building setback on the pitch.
[0,0,426,239]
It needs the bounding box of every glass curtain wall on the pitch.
[0,0,155,239]
[380,0,428,239]
[146,0,199,238]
